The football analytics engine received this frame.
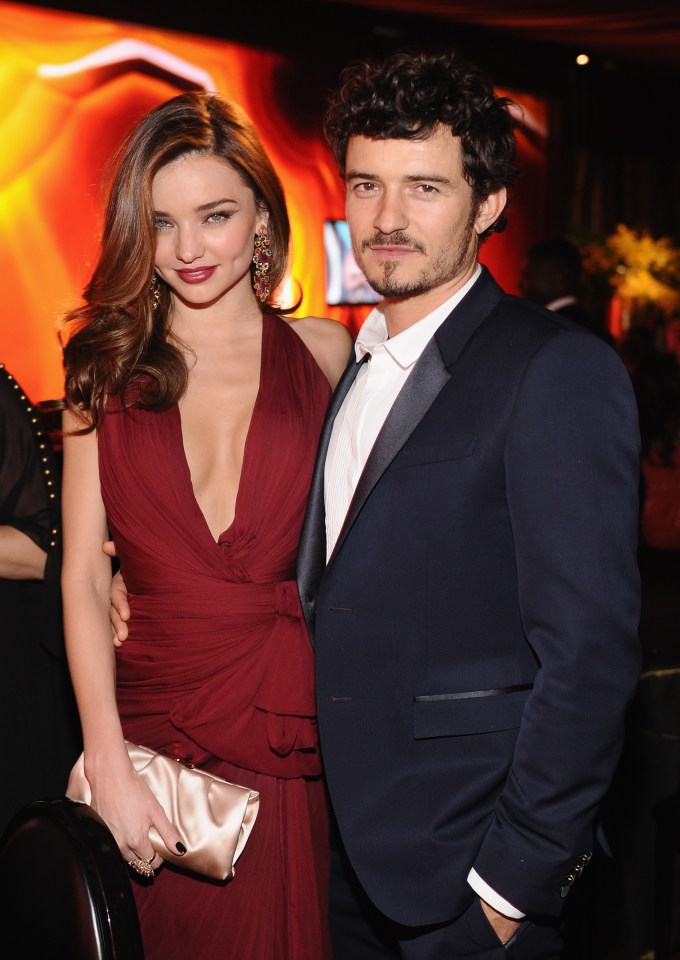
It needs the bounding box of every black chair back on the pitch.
[0,797,144,959]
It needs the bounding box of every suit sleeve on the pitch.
[471,329,641,917]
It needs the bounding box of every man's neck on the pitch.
[382,263,480,338]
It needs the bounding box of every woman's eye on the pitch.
[207,211,232,223]
[154,219,171,231]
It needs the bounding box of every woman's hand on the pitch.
[80,749,186,875]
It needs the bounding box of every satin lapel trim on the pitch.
[328,338,450,566]
[297,354,367,596]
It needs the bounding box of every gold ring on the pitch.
[127,857,155,879]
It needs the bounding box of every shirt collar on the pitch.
[354,264,482,369]
[545,295,577,312]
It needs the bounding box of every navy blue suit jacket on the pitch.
[297,266,641,925]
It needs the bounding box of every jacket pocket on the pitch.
[394,434,477,469]
[413,684,531,739]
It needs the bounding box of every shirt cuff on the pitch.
[467,868,526,919]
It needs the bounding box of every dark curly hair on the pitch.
[323,49,519,240]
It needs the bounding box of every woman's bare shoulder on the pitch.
[286,315,353,388]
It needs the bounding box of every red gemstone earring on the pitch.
[252,229,272,302]
[150,274,162,310]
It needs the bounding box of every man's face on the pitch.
[344,125,504,302]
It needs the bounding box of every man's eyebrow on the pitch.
[403,174,451,185]
[345,170,451,185]
[345,169,378,181]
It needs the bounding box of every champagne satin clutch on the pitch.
[67,742,260,881]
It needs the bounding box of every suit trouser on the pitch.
[329,844,564,960]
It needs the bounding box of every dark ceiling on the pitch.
[321,1,680,75]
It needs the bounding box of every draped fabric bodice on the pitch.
[97,315,331,778]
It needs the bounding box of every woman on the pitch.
[60,90,351,959]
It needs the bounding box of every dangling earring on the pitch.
[150,274,162,311]
[252,229,272,302]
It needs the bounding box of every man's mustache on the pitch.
[361,232,425,253]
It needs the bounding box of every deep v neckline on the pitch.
[174,317,266,546]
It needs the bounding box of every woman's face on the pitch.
[151,152,266,308]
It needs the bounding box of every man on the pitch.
[296,50,641,958]
[519,237,616,346]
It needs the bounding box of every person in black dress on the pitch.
[0,363,81,837]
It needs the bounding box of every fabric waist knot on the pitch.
[275,579,303,619]
[129,576,322,779]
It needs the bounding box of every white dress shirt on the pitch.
[324,265,480,561]
[323,263,525,920]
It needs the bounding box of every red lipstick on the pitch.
[176,266,217,283]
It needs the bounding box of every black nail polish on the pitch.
[176,842,187,854]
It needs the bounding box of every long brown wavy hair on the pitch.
[61,90,296,430]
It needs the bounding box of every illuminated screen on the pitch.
[324,221,381,306]
[0,1,547,401]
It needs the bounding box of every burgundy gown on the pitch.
[97,315,333,959]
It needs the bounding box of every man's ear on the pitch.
[474,187,507,236]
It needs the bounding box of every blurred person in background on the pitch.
[520,237,616,347]
[0,363,81,837]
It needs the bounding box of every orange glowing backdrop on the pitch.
[0,1,546,402]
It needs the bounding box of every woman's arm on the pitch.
[0,526,46,579]
[61,408,179,866]
[0,367,57,579]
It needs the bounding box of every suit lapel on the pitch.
[326,268,505,564]
[297,266,506,635]
[327,338,449,564]
[297,354,366,634]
